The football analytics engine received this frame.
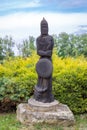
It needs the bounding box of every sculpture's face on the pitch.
[41,24,48,35]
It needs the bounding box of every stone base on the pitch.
[17,98,75,126]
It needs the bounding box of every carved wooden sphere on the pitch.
[36,58,53,78]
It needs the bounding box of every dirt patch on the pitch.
[0,98,17,112]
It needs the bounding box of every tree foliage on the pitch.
[0,33,87,60]
[53,33,87,58]
[17,36,35,57]
[0,36,14,60]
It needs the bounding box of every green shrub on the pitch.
[53,55,87,114]
[0,53,87,113]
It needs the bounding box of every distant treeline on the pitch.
[53,32,87,58]
[0,32,87,60]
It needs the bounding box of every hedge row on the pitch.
[53,54,87,113]
[0,53,87,113]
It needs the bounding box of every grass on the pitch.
[0,113,87,130]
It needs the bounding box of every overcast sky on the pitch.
[0,0,87,42]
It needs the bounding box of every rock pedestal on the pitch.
[17,98,75,126]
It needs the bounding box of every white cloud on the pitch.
[0,0,41,11]
[0,12,87,42]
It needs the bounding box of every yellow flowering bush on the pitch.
[53,55,87,113]
[0,52,87,113]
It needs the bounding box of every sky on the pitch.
[0,0,87,42]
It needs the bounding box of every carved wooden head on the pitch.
[40,18,48,36]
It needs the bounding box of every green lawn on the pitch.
[0,113,87,130]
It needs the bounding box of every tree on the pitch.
[69,34,78,57]
[16,43,22,56]
[57,32,70,57]
[52,34,58,48]
[22,39,30,57]
[54,32,87,58]
[17,36,35,57]
[0,37,4,60]
[29,36,35,50]
[78,34,87,57]
[0,36,15,60]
